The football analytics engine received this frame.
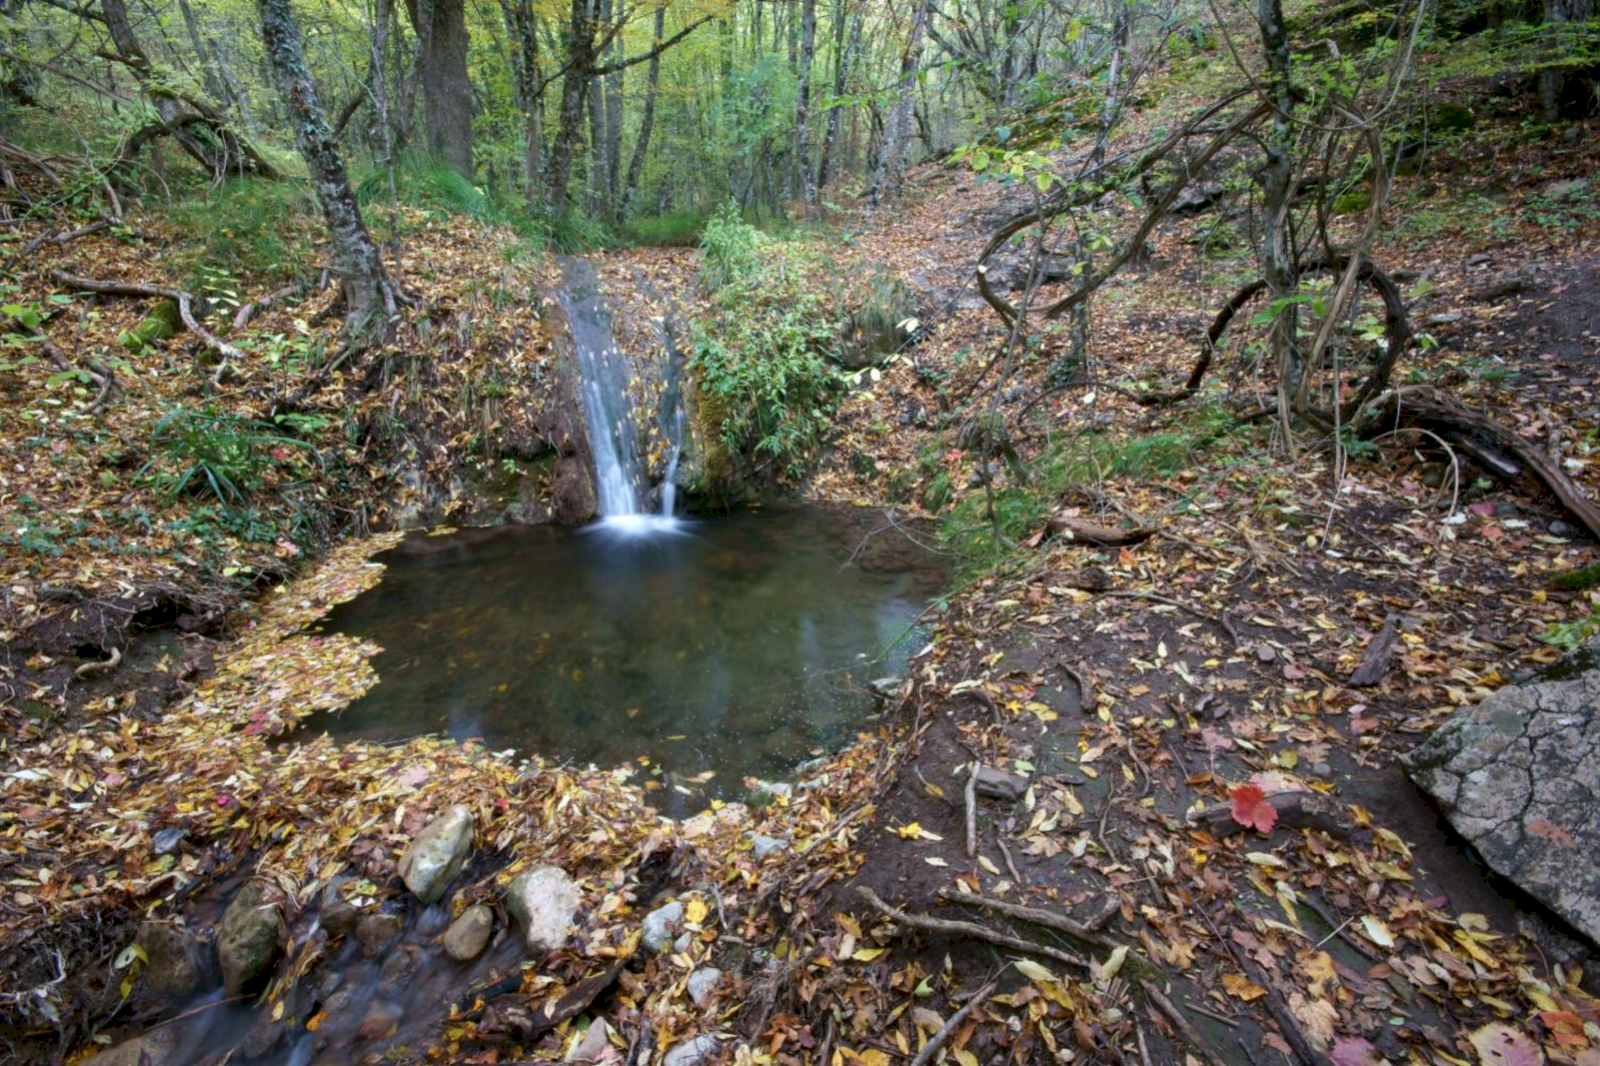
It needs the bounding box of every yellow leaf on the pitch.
[1222,972,1266,1001]
[1359,915,1396,949]
[852,947,887,962]
[685,899,709,925]
[1014,958,1055,982]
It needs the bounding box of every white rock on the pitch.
[686,967,723,1007]
[506,865,580,954]
[642,900,684,954]
[398,805,475,905]
[663,1033,725,1066]
[747,833,789,861]
[673,931,694,953]
[567,1019,613,1063]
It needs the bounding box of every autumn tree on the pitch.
[257,0,397,341]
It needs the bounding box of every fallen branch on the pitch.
[1356,386,1600,540]
[49,269,245,372]
[964,761,979,859]
[937,889,1226,1066]
[857,886,1089,968]
[1348,615,1399,687]
[1186,790,1352,836]
[1043,515,1156,547]
[909,979,997,1066]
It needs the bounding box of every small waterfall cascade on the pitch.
[554,257,682,534]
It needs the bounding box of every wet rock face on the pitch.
[80,1026,180,1066]
[217,881,284,996]
[357,912,405,958]
[136,921,206,998]
[442,904,494,962]
[1403,653,1600,945]
[399,804,475,905]
[507,865,580,954]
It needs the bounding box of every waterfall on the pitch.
[555,257,682,533]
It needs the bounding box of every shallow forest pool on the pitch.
[311,505,945,807]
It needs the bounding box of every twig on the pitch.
[964,761,980,859]
[909,978,998,1066]
[935,887,1122,953]
[858,887,1089,968]
[995,832,1024,886]
[48,270,245,369]
[73,646,122,677]
[1097,589,1241,644]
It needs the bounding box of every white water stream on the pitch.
[555,257,683,534]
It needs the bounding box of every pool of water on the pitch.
[310,506,944,803]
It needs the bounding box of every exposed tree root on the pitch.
[1354,386,1600,540]
[48,270,245,371]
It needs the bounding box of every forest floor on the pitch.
[5,54,1600,1066]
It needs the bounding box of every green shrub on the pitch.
[689,215,844,483]
[623,212,708,247]
[167,178,320,280]
[699,202,766,289]
[139,406,319,505]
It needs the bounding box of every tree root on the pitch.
[48,269,244,372]
[857,886,1089,968]
[1354,386,1600,540]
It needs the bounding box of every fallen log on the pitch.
[1042,515,1156,547]
[1349,615,1400,687]
[1187,790,1352,836]
[1356,386,1600,541]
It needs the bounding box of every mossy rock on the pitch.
[119,298,182,352]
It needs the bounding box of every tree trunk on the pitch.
[257,0,395,340]
[546,0,594,210]
[1540,0,1597,121]
[794,0,818,208]
[500,0,544,208]
[867,0,933,206]
[403,0,474,175]
[604,7,623,206]
[622,4,664,215]
[1256,0,1299,431]
[816,3,861,193]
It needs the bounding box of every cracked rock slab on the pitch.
[1402,654,1600,946]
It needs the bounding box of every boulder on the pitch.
[686,967,723,1008]
[399,805,475,905]
[507,865,580,954]
[1402,651,1600,945]
[217,881,283,996]
[747,833,789,861]
[442,904,494,962]
[974,766,1031,802]
[135,921,205,998]
[80,1027,180,1066]
[663,1033,725,1066]
[642,900,684,954]
[356,912,405,958]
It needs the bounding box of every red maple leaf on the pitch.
[1230,783,1278,834]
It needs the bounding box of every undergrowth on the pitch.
[941,404,1242,576]
[689,205,844,485]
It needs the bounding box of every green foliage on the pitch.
[168,178,321,280]
[622,212,709,247]
[139,406,318,506]
[1542,605,1600,651]
[689,215,844,483]
[1523,179,1598,232]
[698,202,767,289]
[941,405,1239,574]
